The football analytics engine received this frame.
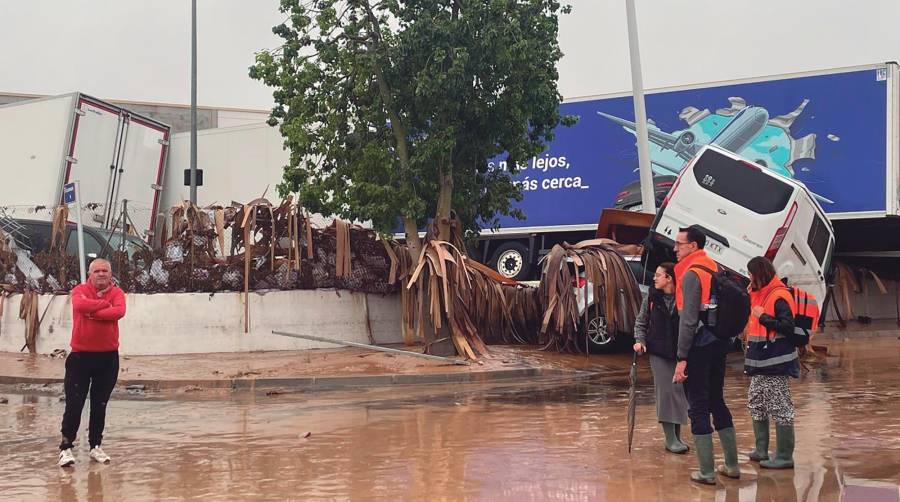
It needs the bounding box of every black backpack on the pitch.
[690,264,751,340]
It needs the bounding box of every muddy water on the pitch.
[1,339,899,501]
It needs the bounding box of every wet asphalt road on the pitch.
[1,338,899,501]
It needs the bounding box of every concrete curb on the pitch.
[0,367,610,392]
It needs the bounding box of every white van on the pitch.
[646,144,835,304]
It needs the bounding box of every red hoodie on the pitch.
[70,282,127,352]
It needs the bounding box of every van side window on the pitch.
[692,149,793,214]
[807,214,830,265]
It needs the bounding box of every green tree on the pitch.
[250,0,574,257]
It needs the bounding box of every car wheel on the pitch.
[578,304,630,353]
[490,242,531,281]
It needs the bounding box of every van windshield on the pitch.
[692,149,793,215]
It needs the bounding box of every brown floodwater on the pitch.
[1,339,899,501]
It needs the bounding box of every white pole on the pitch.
[74,181,87,283]
[625,0,657,214]
[190,0,198,205]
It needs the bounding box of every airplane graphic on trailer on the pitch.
[598,98,834,204]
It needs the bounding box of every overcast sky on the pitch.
[1,0,899,110]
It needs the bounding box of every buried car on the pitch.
[1,218,151,265]
[572,254,651,352]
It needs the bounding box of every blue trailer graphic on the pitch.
[491,65,894,231]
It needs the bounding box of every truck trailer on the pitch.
[0,93,171,242]
[477,62,900,279]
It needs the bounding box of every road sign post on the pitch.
[64,182,86,283]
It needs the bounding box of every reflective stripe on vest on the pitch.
[744,350,798,368]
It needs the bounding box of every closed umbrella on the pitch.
[627,350,638,453]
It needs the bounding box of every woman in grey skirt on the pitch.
[633,262,691,454]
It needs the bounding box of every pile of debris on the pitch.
[1,206,75,293]
[0,199,397,296]
[536,240,643,353]
[395,238,547,359]
[390,229,641,358]
[0,200,646,360]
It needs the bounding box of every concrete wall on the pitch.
[217,110,272,128]
[120,102,218,132]
[0,290,402,355]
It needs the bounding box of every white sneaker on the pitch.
[89,446,111,464]
[58,448,75,467]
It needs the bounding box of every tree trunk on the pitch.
[364,1,457,358]
[435,172,453,241]
[429,171,457,356]
[363,0,421,262]
[403,217,422,261]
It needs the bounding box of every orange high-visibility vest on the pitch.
[674,250,716,312]
[791,287,820,332]
[747,285,797,341]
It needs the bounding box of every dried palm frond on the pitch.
[50,205,69,252]
[538,240,642,353]
[19,289,39,353]
[406,240,490,360]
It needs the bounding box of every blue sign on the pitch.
[493,67,889,230]
[63,183,76,204]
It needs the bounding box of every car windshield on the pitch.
[92,229,150,260]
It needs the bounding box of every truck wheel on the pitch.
[491,242,531,280]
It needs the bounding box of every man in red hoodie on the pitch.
[58,258,126,468]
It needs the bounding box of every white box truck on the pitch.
[0,93,171,241]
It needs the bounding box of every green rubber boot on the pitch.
[674,424,690,453]
[748,420,770,462]
[662,422,689,454]
[690,434,716,485]
[715,427,741,479]
[760,424,794,469]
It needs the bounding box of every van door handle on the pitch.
[790,244,807,266]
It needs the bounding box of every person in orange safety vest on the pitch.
[745,256,799,470]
